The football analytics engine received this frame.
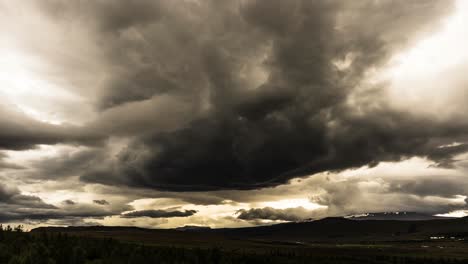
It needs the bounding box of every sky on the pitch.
[1,0,468,229]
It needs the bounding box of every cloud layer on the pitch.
[122,209,197,219]
[41,0,459,191]
[1,0,468,226]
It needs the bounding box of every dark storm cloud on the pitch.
[0,184,60,222]
[69,1,460,191]
[0,209,113,222]
[0,185,130,223]
[32,0,466,191]
[0,185,56,210]
[62,199,76,205]
[121,209,197,219]
[427,143,468,168]
[93,199,109,205]
[237,207,323,222]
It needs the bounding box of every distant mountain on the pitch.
[175,225,211,232]
[346,212,455,221]
[31,216,468,244]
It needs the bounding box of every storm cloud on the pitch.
[237,207,323,222]
[0,184,131,223]
[0,184,55,210]
[65,0,464,191]
[1,0,468,227]
[0,103,103,151]
[121,209,197,219]
[93,199,110,205]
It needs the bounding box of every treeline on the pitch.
[0,226,466,263]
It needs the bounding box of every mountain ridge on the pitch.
[31,215,468,244]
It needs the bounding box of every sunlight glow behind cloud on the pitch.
[260,198,325,210]
[387,0,468,79]
[0,43,86,125]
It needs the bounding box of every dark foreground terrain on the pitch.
[2,216,468,263]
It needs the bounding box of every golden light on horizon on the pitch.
[259,198,325,210]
